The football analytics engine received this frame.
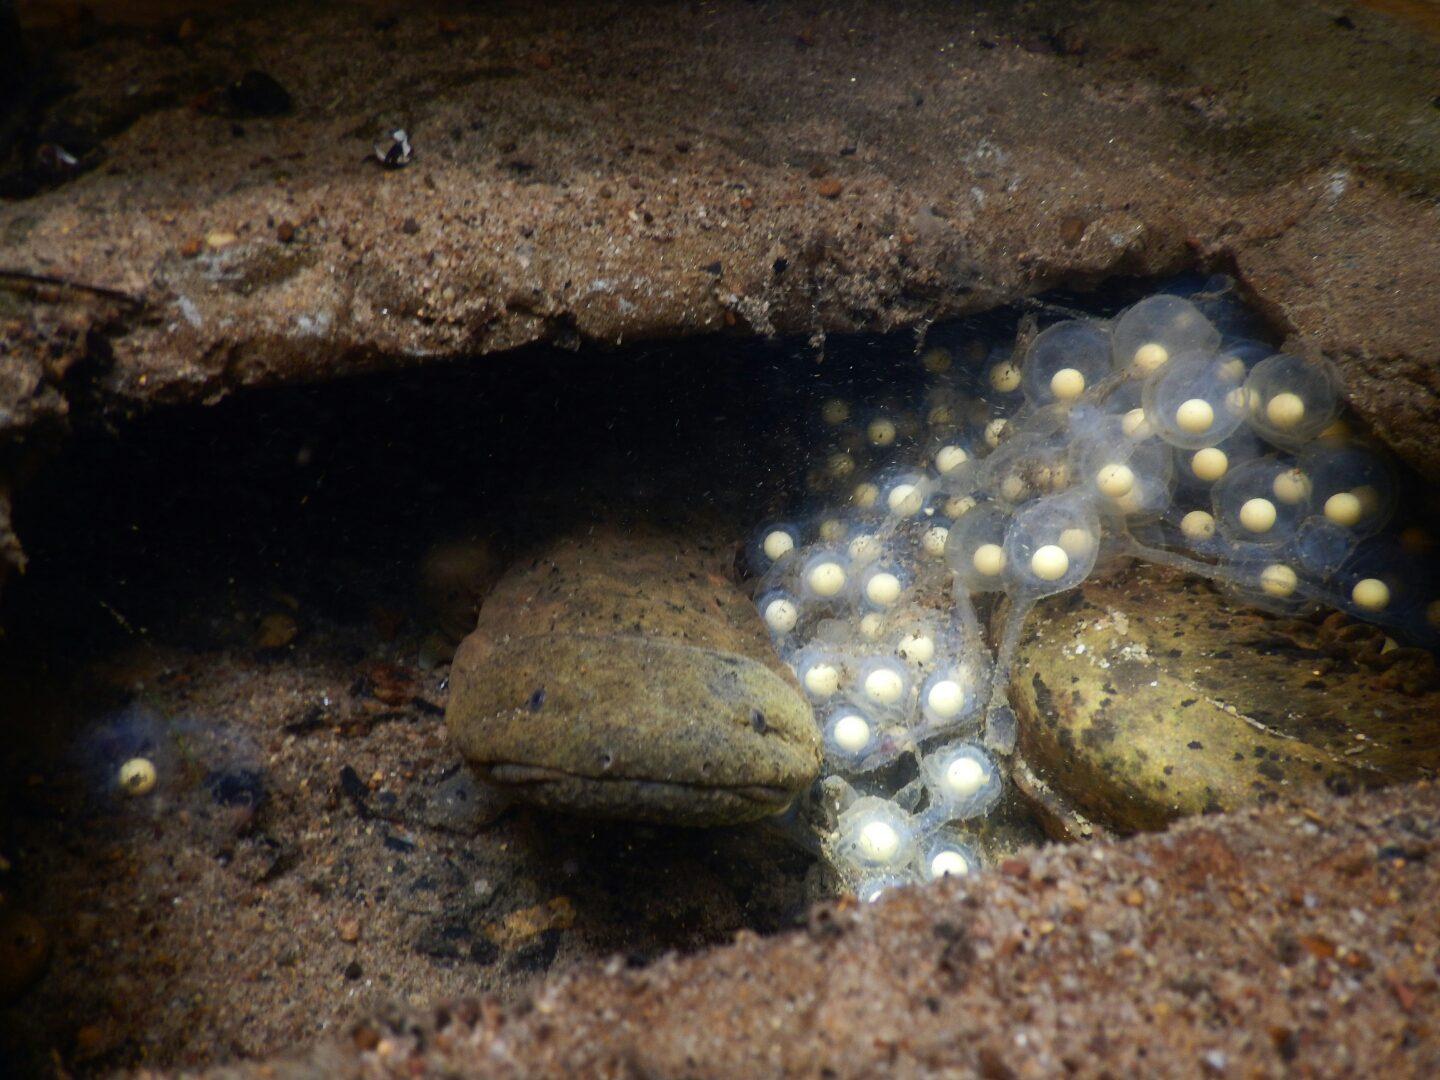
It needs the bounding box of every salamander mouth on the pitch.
[475,762,796,825]
[483,762,791,805]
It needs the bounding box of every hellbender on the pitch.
[445,523,821,826]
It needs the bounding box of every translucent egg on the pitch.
[1142,351,1247,450]
[824,450,858,481]
[1258,562,1299,599]
[860,563,910,611]
[1180,509,1217,542]
[1112,295,1220,373]
[1327,540,1424,626]
[1122,408,1156,440]
[920,663,983,727]
[1212,456,1306,547]
[880,470,933,518]
[983,417,1011,449]
[835,797,918,871]
[1021,319,1113,407]
[749,520,802,573]
[757,589,802,636]
[987,358,1024,395]
[847,532,885,566]
[801,551,852,600]
[1002,491,1103,597]
[940,493,978,520]
[944,501,1013,592]
[823,706,877,762]
[1243,354,1341,448]
[934,443,972,475]
[921,346,953,375]
[856,655,913,711]
[920,833,982,883]
[896,627,938,666]
[867,415,900,449]
[855,874,914,902]
[858,611,887,641]
[920,742,1003,820]
[1173,426,1263,493]
[1270,466,1312,505]
[793,645,846,701]
[919,520,951,559]
[119,757,158,796]
[1078,427,1175,523]
[851,481,881,511]
[1300,443,1397,538]
[1293,516,1357,578]
[1352,576,1392,612]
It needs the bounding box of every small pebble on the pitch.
[1059,215,1088,246]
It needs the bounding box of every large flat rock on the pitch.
[2,0,1438,479]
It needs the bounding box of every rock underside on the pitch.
[3,1,1440,512]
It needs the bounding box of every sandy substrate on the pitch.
[0,627,824,1075]
[179,779,1440,1079]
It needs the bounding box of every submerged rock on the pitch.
[1012,563,1440,834]
[446,524,821,826]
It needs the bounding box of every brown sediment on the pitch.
[182,779,1440,1080]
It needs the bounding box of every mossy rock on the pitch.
[1011,564,1440,835]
